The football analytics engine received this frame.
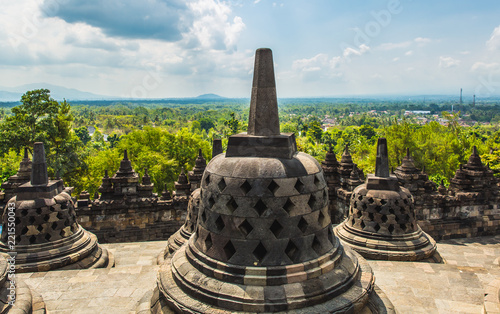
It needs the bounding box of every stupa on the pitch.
[151,48,393,313]
[448,146,498,200]
[394,148,436,198]
[160,188,201,263]
[335,138,438,261]
[0,143,112,272]
[1,148,32,204]
[188,149,207,191]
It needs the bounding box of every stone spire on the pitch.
[116,150,134,177]
[375,138,390,178]
[174,168,191,198]
[225,48,297,159]
[142,168,152,185]
[1,147,32,202]
[31,142,49,186]
[247,48,280,136]
[211,139,223,159]
[189,149,207,191]
[340,144,353,164]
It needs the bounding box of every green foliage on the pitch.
[74,126,91,145]
[0,150,22,185]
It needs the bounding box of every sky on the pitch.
[1,0,500,99]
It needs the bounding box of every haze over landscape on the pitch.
[1,0,500,99]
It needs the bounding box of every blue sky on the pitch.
[1,0,500,98]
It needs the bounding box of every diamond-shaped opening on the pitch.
[375,205,382,212]
[368,212,374,220]
[362,203,368,210]
[381,199,387,205]
[29,216,36,224]
[270,220,283,238]
[215,215,225,232]
[381,214,388,223]
[29,235,37,244]
[394,199,399,205]
[351,218,356,226]
[389,208,395,215]
[403,199,408,205]
[328,227,335,244]
[60,203,68,210]
[223,240,236,260]
[312,235,322,255]
[204,174,211,186]
[218,178,227,192]
[353,201,357,208]
[44,234,51,241]
[368,197,374,204]
[360,220,366,229]
[37,225,43,232]
[285,240,298,262]
[226,198,238,213]
[267,180,279,195]
[388,224,395,234]
[400,223,407,231]
[298,217,308,233]
[64,219,71,227]
[240,180,252,195]
[204,233,213,251]
[43,215,50,222]
[254,199,267,216]
[21,209,28,216]
[57,212,65,219]
[400,207,406,214]
[238,219,253,237]
[308,194,316,209]
[208,196,216,209]
[36,208,42,214]
[395,215,400,223]
[358,195,363,201]
[15,217,21,225]
[355,210,362,218]
[294,178,305,193]
[51,221,58,230]
[318,211,326,225]
[200,210,207,223]
[253,242,267,262]
[374,223,381,232]
[21,226,29,235]
[314,175,321,187]
[283,199,294,214]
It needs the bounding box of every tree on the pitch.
[75,126,91,145]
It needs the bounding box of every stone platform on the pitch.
[12,235,500,313]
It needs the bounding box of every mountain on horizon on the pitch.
[0,83,111,102]
[195,93,225,99]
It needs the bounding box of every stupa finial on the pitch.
[375,138,390,178]
[247,48,280,136]
[31,142,49,186]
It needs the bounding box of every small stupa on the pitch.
[0,143,113,272]
[335,138,438,261]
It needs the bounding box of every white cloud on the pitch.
[378,41,411,50]
[392,57,400,62]
[486,25,500,50]
[414,37,431,44]
[343,44,370,57]
[292,53,330,72]
[405,50,413,56]
[471,62,500,72]
[439,56,460,68]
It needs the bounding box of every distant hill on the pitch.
[0,83,111,101]
[195,93,225,99]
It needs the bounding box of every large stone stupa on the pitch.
[150,48,394,313]
[0,143,112,272]
[335,138,438,261]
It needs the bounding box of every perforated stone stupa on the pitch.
[336,138,438,261]
[1,148,32,205]
[151,48,393,313]
[0,143,112,272]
